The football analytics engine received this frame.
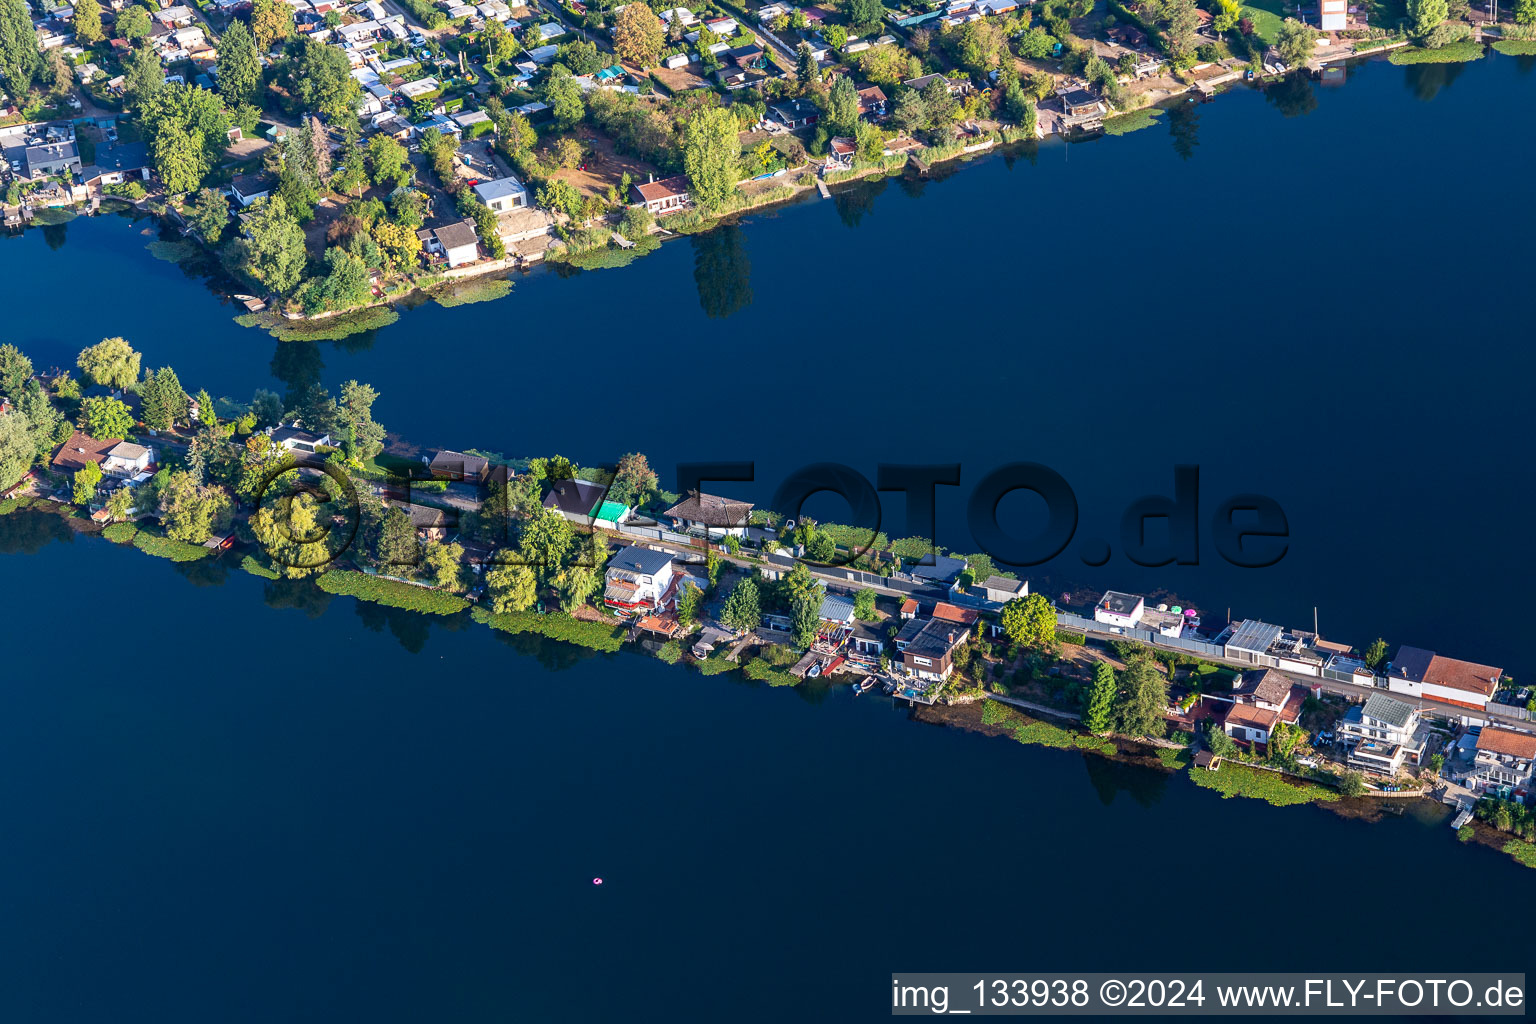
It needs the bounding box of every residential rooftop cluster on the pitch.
[6,0,1499,310]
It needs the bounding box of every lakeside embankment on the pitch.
[3,485,1529,871]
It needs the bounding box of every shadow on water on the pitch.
[172,555,230,588]
[1405,59,1468,102]
[0,508,75,556]
[1263,72,1319,118]
[690,224,753,319]
[262,576,334,619]
[483,621,617,672]
[831,176,887,229]
[1083,753,1169,809]
[1167,102,1201,160]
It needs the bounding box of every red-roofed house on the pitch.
[631,174,690,215]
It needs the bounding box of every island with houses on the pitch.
[3,330,1536,871]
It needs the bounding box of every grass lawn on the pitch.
[1240,0,1286,44]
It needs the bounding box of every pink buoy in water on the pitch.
[592,877,604,886]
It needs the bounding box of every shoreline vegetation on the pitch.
[4,484,1532,871]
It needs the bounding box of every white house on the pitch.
[604,546,677,614]
[101,441,154,481]
[1093,590,1144,629]
[1338,693,1427,776]
[534,21,564,41]
[1320,0,1346,29]
[1386,646,1501,712]
[1221,668,1296,747]
[473,175,529,213]
[1468,728,1536,798]
[662,491,753,539]
[418,220,480,268]
[270,425,332,453]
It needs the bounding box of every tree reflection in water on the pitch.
[1083,753,1170,809]
[1264,72,1318,118]
[691,224,753,319]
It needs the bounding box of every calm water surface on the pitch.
[1,53,1534,1021]
[0,526,1532,1023]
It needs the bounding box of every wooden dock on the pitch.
[908,155,931,176]
[611,232,635,249]
[815,179,831,199]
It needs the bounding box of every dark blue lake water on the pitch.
[2,53,1534,1022]
[0,525,1531,1023]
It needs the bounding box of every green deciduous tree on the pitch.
[613,2,664,67]
[1083,661,1116,733]
[853,588,876,621]
[280,35,359,120]
[676,578,703,623]
[683,106,741,211]
[791,589,820,649]
[73,0,103,45]
[82,395,134,438]
[1275,18,1317,68]
[218,19,263,106]
[104,484,135,522]
[607,451,657,507]
[1363,637,1388,670]
[251,0,294,52]
[238,196,308,294]
[300,247,372,315]
[0,0,41,101]
[77,337,142,389]
[72,460,102,504]
[158,470,233,544]
[1407,0,1448,37]
[367,133,412,190]
[487,562,538,613]
[1339,770,1367,797]
[1000,593,1055,649]
[0,342,32,397]
[141,82,232,193]
[0,410,34,490]
[423,539,466,591]
[520,504,574,580]
[543,66,585,130]
[554,564,598,610]
[186,187,231,244]
[721,576,761,632]
[116,5,150,40]
[122,42,162,110]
